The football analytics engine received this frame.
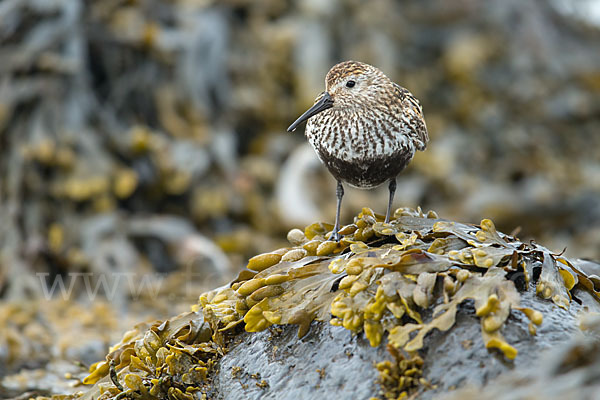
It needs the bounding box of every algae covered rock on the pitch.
[202,207,598,357]
[438,313,600,400]
[58,208,600,399]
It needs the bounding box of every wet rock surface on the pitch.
[439,312,600,400]
[421,288,591,396]
[212,323,384,400]
[211,287,593,400]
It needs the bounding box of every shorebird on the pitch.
[287,60,428,241]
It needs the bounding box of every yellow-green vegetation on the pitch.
[77,207,599,399]
[81,313,216,400]
[0,300,119,367]
[371,345,432,400]
[202,207,597,359]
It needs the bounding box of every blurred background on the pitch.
[1,0,600,395]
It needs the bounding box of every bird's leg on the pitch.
[332,180,344,241]
[385,178,396,223]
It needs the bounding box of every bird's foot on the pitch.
[329,230,341,242]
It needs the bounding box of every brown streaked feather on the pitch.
[298,60,429,189]
[393,83,429,151]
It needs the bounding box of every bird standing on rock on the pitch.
[287,60,428,241]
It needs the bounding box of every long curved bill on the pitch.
[287,92,333,132]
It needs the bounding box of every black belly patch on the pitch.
[318,150,414,188]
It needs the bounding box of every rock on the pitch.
[211,323,384,400]
[209,288,595,400]
[438,313,600,400]
[67,208,600,400]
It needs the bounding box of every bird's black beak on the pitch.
[287,92,333,132]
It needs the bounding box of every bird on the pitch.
[287,60,428,241]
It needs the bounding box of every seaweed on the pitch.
[81,312,217,400]
[42,208,600,399]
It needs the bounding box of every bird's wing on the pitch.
[393,83,429,151]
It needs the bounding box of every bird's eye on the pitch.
[346,80,356,88]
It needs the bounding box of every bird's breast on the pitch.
[304,108,417,188]
[305,108,415,163]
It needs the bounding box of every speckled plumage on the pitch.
[288,60,428,239]
[307,61,427,188]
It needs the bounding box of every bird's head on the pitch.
[287,61,389,132]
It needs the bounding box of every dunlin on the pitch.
[288,60,428,241]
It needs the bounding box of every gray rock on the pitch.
[212,322,385,400]
[210,286,595,400]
